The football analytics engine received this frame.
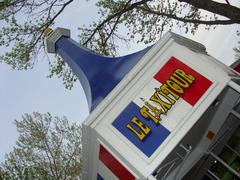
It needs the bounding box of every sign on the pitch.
[112,57,212,157]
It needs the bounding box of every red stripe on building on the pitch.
[99,145,135,180]
[234,65,240,73]
[154,57,212,106]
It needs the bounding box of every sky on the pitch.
[0,1,239,161]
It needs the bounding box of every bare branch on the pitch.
[225,0,231,5]
[102,0,132,46]
[137,6,238,25]
[178,0,240,23]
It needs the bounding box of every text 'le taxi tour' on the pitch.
[126,69,196,140]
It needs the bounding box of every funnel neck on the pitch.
[46,27,151,111]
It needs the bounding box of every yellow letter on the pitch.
[166,80,184,94]
[156,88,176,105]
[150,92,172,113]
[160,84,180,100]
[175,69,195,84]
[170,72,190,88]
[126,117,150,140]
[140,106,162,124]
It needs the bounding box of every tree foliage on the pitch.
[79,0,240,56]
[0,0,76,89]
[0,112,82,179]
[0,0,239,87]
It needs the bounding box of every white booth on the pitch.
[82,33,240,180]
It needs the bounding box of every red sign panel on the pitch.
[154,57,212,106]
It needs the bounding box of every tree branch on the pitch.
[83,0,151,46]
[178,0,240,23]
[225,0,230,5]
[138,6,238,25]
[25,0,74,64]
[62,141,81,180]
[102,0,132,47]
[44,135,60,180]
[103,0,131,46]
[30,120,58,180]
[83,0,239,48]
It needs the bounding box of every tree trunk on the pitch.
[179,0,240,23]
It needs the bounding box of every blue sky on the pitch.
[0,0,239,161]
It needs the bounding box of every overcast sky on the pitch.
[0,1,239,161]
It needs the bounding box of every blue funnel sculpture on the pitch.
[46,28,151,111]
